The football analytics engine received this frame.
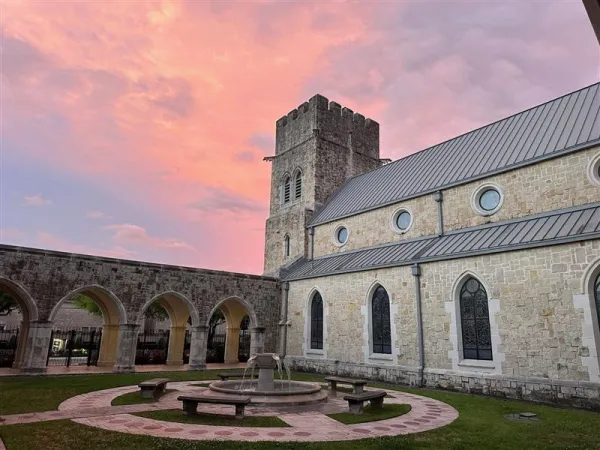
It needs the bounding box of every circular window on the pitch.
[587,153,600,187]
[471,184,504,216]
[391,208,413,234]
[333,225,349,246]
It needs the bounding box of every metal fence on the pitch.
[206,330,251,364]
[0,326,19,368]
[135,329,170,365]
[46,328,102,367]
[238,329,251,362]
[183,329,191,364]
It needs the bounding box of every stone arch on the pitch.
[447,270,503,373]
[576,257,600,382]
[361,280,398,365]
[135,291,200,366]
[207,296,259,364]
[49,285,127,368]
[0,277,39,368]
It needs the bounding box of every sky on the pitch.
[1,0,599,275]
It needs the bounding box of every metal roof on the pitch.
[310,83,600,226]
[284,202,600,281]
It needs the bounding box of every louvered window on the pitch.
[372,286,391,354]
[283,177,291,203]
[460,277,492,360]
[295,171,302,199]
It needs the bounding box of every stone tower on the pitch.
[263,94,381,276]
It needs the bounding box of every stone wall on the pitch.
[311,145,600,257]
[0,245,281,353]
[285,239,600,408]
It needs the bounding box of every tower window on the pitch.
[283,176,291,204]
[284,235,290,258]
[295,170,302,199]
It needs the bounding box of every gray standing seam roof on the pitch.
[284,202,600,281]
[310,83,600,226]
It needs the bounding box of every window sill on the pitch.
[368,353,393,362]
[458,359,496,370]
[306,350,325,357]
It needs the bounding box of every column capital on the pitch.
[190,325,208,332]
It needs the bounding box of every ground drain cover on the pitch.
[505,412,539,422]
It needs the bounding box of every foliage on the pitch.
[0,292,18,316]
[207,309,226,343]
[72,294,169,321]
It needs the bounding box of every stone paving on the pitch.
[0,380,459,443]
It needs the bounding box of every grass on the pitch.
[327,404,411,424]
[133,409,289,427]
[1,371,600,449]
[111,389,177,406]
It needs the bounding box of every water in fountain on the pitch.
[273,354,284,392]
[283,357,292,394]
[240,355,257,392]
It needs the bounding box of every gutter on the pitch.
[412,263,425,388]
[434,190,444,236]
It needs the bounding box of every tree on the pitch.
[208,309,226,344]
[72,294,169,321]
[0,292,18,316]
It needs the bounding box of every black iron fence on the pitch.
[183,329,191,364]
[238,329,251,362]
[46,328,102,367]
[0,326,19,368]
[206,330,251,364]
[135,329,170,365]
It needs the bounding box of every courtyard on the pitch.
[1,369,599,450]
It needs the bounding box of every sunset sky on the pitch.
[1,0,599,275]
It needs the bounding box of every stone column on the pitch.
[250,326,266,357]
[97,324,119,368]
[188,325,208,370]
[12,320,30,369]
[112,324,139,373]
[224,327,241,364]
[278,282,290,357]
[167,326,186,366]
[19,321,52,374]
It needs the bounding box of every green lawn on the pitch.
[133,409,289,427]
[327,404,411,424]
[1,371,600,449]
[111,389,177,406]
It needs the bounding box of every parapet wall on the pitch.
[275,94,379,157]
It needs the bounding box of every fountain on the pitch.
[208,353,327,406]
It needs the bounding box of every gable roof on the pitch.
[285,202,600,281]
[310,83,600,226]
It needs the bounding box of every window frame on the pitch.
[294,169,302,200]
[370,286,392,356]
[282,175,291,204]
[284,234,290,258]
[309,292,324,350]
[587,153,600,187]
[470,183,504,217]
[332,224,350,247]
[391,207,414,234]
[459,277,493,361]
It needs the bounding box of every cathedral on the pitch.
[264,83,600,407]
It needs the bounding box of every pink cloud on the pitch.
[85,211,109,220]
[0,228,25,241]
[23,195,52,207]
[106,224,194,252]
[35,231,136,259]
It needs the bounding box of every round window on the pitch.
[396,211,411,230]
[587,153,600,187]
[336,227,348,244]
[478,188,501,212]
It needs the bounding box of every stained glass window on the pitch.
[295,171,302,199]
[595,274,600,329]
[372,286,392,354]
[310,292,323,350]
[460,277,492,360]
[283,177,291,203]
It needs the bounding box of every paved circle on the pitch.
[58,380,459,442]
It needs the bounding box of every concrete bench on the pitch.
[138,378,170,399]
[177,395,251,419]
[325,376,368,394]
[343,390,387,414]
[218,372,257,381]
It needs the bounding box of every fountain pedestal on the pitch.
[255,353,278,392]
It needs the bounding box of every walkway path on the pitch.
[0,380,459,443]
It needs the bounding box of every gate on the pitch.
[0,326,19,368]
[135,329,170,365]
[238,329,251,362]
[183,329,191,364]
[46,328,102,367]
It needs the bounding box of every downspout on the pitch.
[308,226,315,261]
[278,282,290,357]
[434,190,444,236]
[411,263,424,388]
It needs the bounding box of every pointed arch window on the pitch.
[283,176,291,204]
[595,273,600,327]
[371,286,391,354]
[310,292,323,350]
[294,170,302,200]
[284,235,291,258]
[460,277,492,360]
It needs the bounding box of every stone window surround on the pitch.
[361,280,399,366]
[470,183,504,217]
[391,206,414,234]
[283,234,291,258]
[293,168,303,200]
[586,152,600,188]
[332,224,350,247]
[280,172,292,205]
[445,271,504,374]
[573,257,600,383]
[303,287,328,359]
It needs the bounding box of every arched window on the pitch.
[283,176,291,204]
[284,235,290,258]
[595,273,600,326]
[310,292,323,350]
[460,277,492,360]
[294,170,302,200]
[371,286,391,354]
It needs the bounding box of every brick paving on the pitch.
[0,380,459,442]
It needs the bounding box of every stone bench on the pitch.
[218,372,258,381]
[325,376,368,394]
[177,394,251,419]
[343,390,387,414]
[138,378,170,399]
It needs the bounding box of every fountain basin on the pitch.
[208,380,328,406]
